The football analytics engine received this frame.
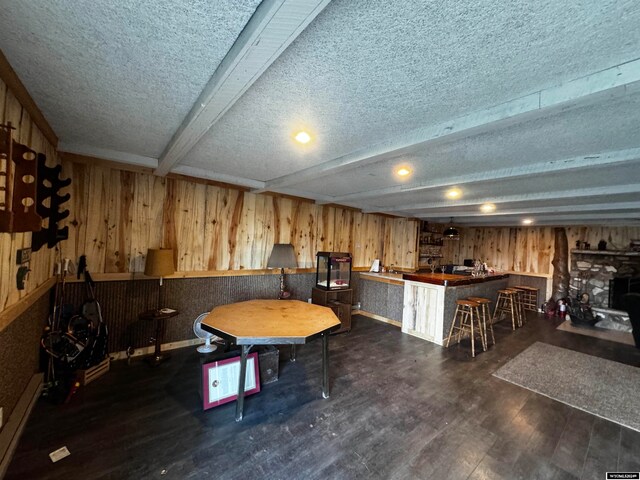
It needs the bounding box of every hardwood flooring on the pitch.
[6,313,640,480]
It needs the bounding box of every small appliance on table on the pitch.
[314,252,353,333]
[315,252,352,290]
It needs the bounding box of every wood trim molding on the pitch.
[355,310,402,327]
[59,151,154,175]
[109,338,205,361]
[165,172,251,192]
[368,212,416,219]
[501,270,553,278]
[63,268,319,283]
[60,151,253,192]
[0,277,55,333]
[0,373,43,478]
[0,49,58,147]
[321,203,363,212]
[261,191,317,204]
[359,273,405,286]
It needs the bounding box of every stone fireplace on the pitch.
[570,250,640,306]
[569,249,639,330]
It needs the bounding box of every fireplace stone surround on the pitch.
[569,249,639,331]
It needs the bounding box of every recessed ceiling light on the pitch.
[294,131,311,144]
[446,188,461,199]
[480,203,496,213]
[396,167,412,177]
[522,218,534,225]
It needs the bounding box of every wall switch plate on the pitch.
[16,247,31,264]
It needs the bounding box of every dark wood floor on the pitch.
[6,313,640,480]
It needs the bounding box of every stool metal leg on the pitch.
[322,333,330,399]
[235,344,252,422]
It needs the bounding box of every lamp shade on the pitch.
[144,248,175,277]
[267,244,297,269]
[443,218,460,239]
[443,226,460,238]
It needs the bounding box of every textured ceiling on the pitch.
[0,0,639,225]
[0,0,260,161]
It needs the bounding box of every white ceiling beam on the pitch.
[369,183,640,214]
[323,148,640,204]
[154,0,332,176]
[456,212,640,226]
[58,143,158,168]
[170,165,265,189]
[170,166,335,202]
[407,201,640,218]
[262,58,640,191]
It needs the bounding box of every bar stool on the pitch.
[445,299,485,357]
[511,287,531,325]
[514,285,539,312]
[507,288,526,326]
[468,296,495,347]
[493,289,520,330]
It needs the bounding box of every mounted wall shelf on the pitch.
[417,221,443,268]
[571,249,640,257]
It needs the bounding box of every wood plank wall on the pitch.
[441,226,640,274]
[2,71,637,318]
[60,159,419,276]
[0,79,58,314]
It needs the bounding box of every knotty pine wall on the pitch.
[59,159,419,276]
[0,79,58,316]
[0,74,60,423]
[440,226,640,274]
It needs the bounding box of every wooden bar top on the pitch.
[402,272,509,287]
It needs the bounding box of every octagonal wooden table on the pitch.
[201,299,341,421]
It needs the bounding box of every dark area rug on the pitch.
[494,342,640,432]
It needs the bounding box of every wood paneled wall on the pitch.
[3,64,635,318]
[0,79,58,314]
[60,159,419,275]
[564,226,640,252]
[441,226,640,274]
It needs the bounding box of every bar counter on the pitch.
[402,272,509,287]
[402,272,509,345]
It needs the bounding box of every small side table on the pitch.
[139,309,179,366]
[311,287,353,334]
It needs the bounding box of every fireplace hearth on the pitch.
[609,277,640,310]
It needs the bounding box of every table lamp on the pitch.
[267,243,297,299]
[145,248,175,308]
[143,248,176,366]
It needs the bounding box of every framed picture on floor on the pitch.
[202,352,261,410]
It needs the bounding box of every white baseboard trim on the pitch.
[0,373,43,479]
[109,338,205,361]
